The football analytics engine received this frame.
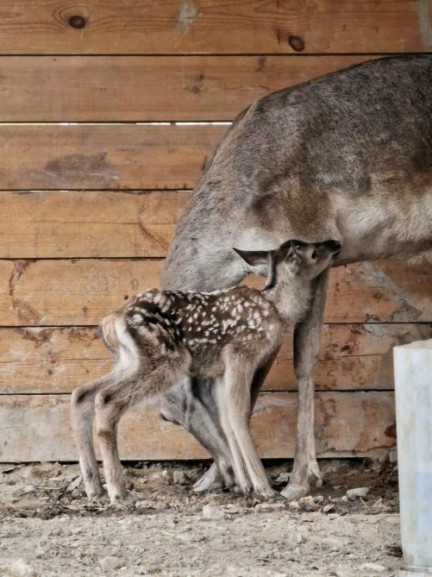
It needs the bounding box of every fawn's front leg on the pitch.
[220,349,274,498]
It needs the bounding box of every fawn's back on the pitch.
[103,286,282,379]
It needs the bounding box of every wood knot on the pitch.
[288,35,305,52]
[68,15,87,29]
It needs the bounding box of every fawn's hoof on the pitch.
[86,486,105,502]
[109,489,136,506]
[253,486,277,500]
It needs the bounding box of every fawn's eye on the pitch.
[311,250,317,259]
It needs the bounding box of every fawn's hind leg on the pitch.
[71,373,119,500]
[95,364,186,504]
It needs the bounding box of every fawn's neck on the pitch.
[263,277,312,325]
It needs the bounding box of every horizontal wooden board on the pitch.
[0,55,371,122]
[0,124,225,190]
[1,324,430,395]
[0,391,396,462]
[2,259,164,326]
[0,191,190,258]
[1,259,431,326]
[0,1,426,55]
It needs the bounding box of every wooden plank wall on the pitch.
[0,0,431,462]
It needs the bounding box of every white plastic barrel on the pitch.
[394,340,432,576]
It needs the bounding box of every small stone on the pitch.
[135,500,156,510]
[172,470,188,485]
[66,475,82,492]
[346,487,370,499]
[149,469,171,483]
[99,556,125,572]
[389,448,398,463]
[225,504,245,515]
[7,559,38,577]
[274,471,290,484]
[255,501,285,512]
[334,567,354,577]
[359,562,387,573]
[201,504,225,520]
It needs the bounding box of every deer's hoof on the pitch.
[280,483,308,501]
[193,466,223,493]
[193,476,223,493]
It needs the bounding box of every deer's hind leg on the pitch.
[161,377,236,492]
[71,373,121,500]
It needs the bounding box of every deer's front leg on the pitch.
[281,269,329,501]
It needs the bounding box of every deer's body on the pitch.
[71,240,339,502]
[159,56,432,498]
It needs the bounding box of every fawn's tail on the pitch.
[99,312,124,354]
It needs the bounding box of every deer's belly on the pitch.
[334,187,432,263]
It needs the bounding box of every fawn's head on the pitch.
[234,239,341,289]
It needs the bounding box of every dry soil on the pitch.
[0,459,402,577]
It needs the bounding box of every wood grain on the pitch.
[0,124,226,190]
[1,258,431,326]
[0,55,370,121]
[1,259,164,326]
[0,1,425,55]
[0,191,190,258]
[0,391,396,462]
[1,324,429,395]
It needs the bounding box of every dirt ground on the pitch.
[0,458,402,577]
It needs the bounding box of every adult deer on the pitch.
[159,56,432,500]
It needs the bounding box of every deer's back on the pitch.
[162,56,432,291]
